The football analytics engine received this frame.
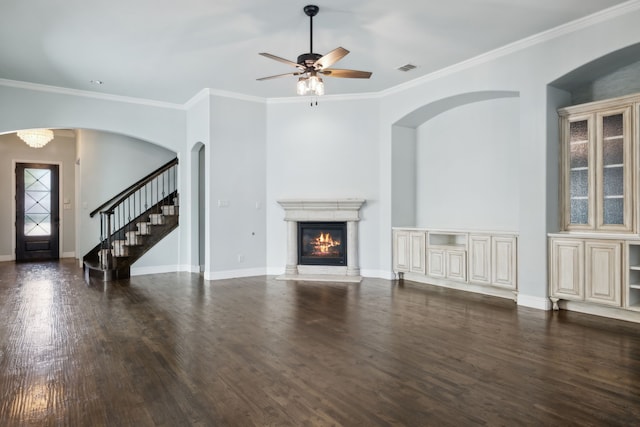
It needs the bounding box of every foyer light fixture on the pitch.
[296,72,324,96]
[17,129,54,148]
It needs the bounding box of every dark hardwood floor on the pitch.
[0,259,639,426]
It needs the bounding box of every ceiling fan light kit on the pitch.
[258,4,371,98]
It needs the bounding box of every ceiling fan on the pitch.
[257,4,372,96]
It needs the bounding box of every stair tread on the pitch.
[83,190,179,278]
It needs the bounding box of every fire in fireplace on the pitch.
[298,222,347,266]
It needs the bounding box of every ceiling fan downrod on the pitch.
[304,5,319,54]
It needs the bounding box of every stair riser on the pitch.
[149,213,165,225]
[137,222,152,235]
[161,205,177,216]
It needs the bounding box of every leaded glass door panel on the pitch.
[15,163,60,261]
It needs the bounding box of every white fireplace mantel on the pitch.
[277,198,365,283]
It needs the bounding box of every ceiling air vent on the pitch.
[397,63,417,72]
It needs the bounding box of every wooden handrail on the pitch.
[90,157,178,218]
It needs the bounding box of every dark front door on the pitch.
[15,163,60,261]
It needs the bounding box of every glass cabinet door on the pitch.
[561,105,633,233]
[567,118,592,227]
[601,113,624,225]
[597,107,632,232]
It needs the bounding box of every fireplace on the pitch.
[277,199,365,282]
[298,222,347,266]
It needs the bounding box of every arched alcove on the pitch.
[391,91,520,230]
[550,42,640,105]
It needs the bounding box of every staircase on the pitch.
[83,158,179,282]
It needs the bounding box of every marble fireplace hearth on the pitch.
[277,199,365,283]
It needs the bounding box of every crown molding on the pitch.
[380,0,640,97]
[0,78,185,110]
[266,91,381,105]
[2,1,639,108]
[183,88,266,110]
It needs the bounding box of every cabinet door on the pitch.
[428,248,446,278]
[585,240,621,306]
[596,107,633,233]
[409,231,426,274]
[562,114,595,231]
[393,230,410,272]
[492,236,517,289]
[549,238,584,300]
[469,235,491,284]
[446,250,467,281]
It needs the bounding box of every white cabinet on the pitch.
[446,249,467,281]
[469,234,517,289]
[549,237,622,309]
[492,236,517,288]
[393,230,410,272]
[428,232,467,282]
[428,247,466,281]
[584,240,621,306]
[469,235,491,284]
[549,238,585,302]
[560,103,634,233]
[626,243,640,311]
[393,229,426,274]
[550,93,640,317]
[409,232,426,274]
[427,248,445,278]
[392,228,517,298]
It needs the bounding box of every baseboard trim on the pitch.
[361,269,395,280]
[0,255,13,262]
[401,272,518,302]
[130,265,181,276]
[559,300,640,323]
[517,294,552,311]
[62,251,76,258]
[204,268,267,281]
[176,264,201,273]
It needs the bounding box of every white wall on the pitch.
[75,129,177,268]
[207,95,267,278]
[266,98,382,276]
[414,97,520,231]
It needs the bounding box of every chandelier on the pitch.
[296,72,324,96]
[17,129,54,148]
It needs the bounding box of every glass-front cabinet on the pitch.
[560,104,633,233]
[551,94,640,319]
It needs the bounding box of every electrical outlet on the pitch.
[237,254,245,263]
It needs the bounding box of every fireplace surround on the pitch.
[277,199,365,282]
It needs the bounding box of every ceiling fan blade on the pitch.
[313,47,349,70]
[259,52,304,69]
[320,69,372,79]
[256,72,301,81]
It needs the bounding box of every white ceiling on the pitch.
[0,0,631,104]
